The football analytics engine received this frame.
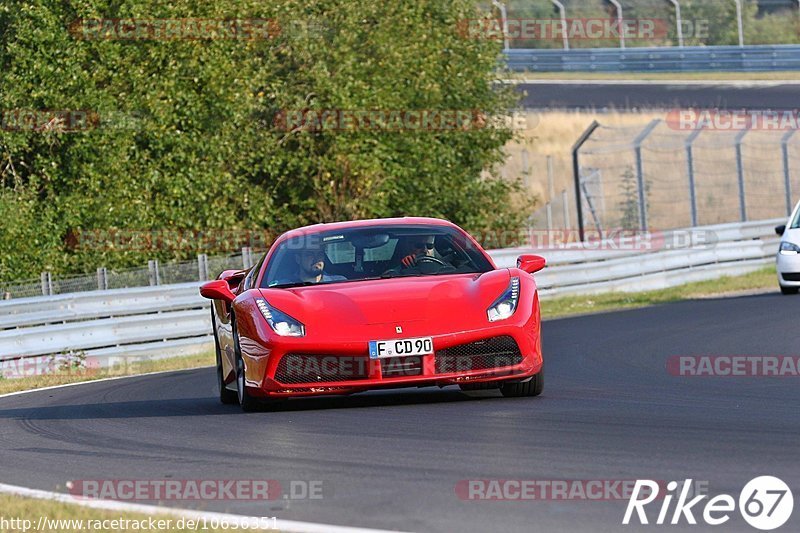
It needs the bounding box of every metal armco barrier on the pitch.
[0,218,783,365]
[504,45,800,72]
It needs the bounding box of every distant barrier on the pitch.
[504,45,800,72]
[0,219,782,368]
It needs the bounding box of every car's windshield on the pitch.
[792,207,800,229]
[261,225,493,289]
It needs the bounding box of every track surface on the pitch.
[516,82,800,110]
[1,293,799,532]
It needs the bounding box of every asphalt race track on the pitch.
[1,292,799,532]
[516,82,800,111]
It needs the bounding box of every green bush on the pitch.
[0,0,532,280]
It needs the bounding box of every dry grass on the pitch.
[500,110,796,229]
[0,352,214,396]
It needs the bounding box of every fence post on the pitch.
[148,260,161,286]
[550,0,569,50]
[546,202,553,230]
[96,267,108,291]
[685,126,704,227]
[633,119,662,232]
[782,129,797,216]
[521,149,530,188]
[40,272,53,296]
[242,247,252,270]
[562,189,571,230]
[667,0,684,47]
[571,121,600,241]
[198,254,209,281]
[546,155,555,200]
[735,126,751,222]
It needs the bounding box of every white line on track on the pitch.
[0,367,214,400]
[0,371,412,533]
[0,482,408,533]
[500,79,800,87]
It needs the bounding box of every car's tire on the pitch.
[780,285,799,295]
[499,366,544,398]
[232,314,261,412]
[212,307,238,405]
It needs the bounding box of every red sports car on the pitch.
[200,217,546,411]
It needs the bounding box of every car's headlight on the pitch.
[779,241,800,255]
[487,276,520,322]
[256,299,305,336]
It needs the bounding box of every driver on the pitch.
[294,247,346,283]
[398,235,436,268]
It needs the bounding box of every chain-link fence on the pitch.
[0,248,263,300]
[571,119,800,233]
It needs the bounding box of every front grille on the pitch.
[275,354,369,384]
[782,272,800,282]
[435,336,523,374]
[380,356,423,377]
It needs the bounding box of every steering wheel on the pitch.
[415,255,447,267]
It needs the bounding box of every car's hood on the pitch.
[258,270,511,334]
[782,227,800,245]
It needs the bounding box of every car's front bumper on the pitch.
[776,251,800,287]
[244,323,542,399]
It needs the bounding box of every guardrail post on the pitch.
[633,119,662,232]
[96,267,108,291]
[782,130,796,216]
[148,260,161,286]
[571,121,600,241]
[685,126,704,227]
[198,254,209,281]
[735,126,751,221]
[40,272,53,296]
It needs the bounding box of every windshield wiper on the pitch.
[266,281,319,289]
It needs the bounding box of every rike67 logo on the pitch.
[623,477,793,530]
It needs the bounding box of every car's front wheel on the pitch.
[212,307,238,405]
[499,366,544,398]
[780,285,799,295]
[232,314,260,412]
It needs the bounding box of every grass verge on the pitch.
[541,266,778,320]
[0,351,214,396]
[0,494,262,532]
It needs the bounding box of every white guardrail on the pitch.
[0,219,784,368]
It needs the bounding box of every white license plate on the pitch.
[369,337,434,359]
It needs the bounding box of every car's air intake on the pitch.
[435,336,523,374]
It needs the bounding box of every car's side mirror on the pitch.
[200,279,236,304]
[219,269,246,284]
[517,254,546,274]
[776,225,787,236]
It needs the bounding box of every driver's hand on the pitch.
[400,254,417,268]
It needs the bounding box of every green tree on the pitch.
[0,0,532,280]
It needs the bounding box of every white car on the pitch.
[776,201,800,295]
